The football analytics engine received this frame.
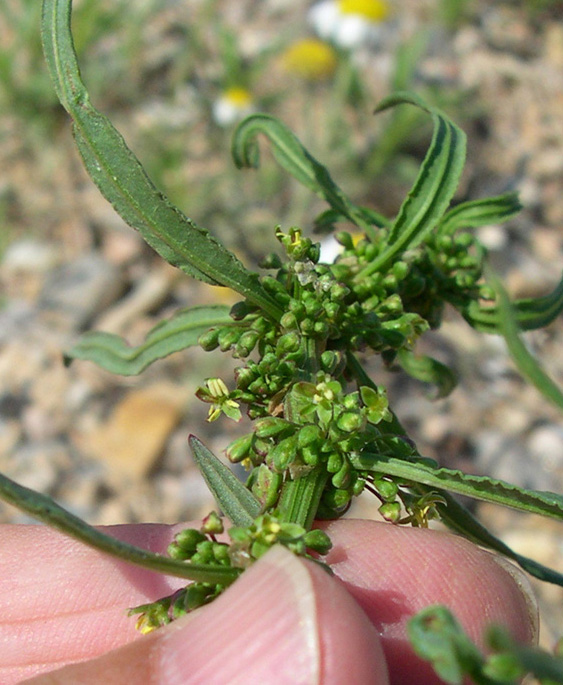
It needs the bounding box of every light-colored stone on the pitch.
[73,383,190,479]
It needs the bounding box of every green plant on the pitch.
[1,0,562,681]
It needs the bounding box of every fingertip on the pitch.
[26,546,389,685]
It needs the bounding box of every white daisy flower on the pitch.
[308,0,391,50]
[212,87,255,127]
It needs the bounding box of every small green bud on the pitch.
[229,301,254,320]
[194,540,215,563]
[167,542,191,560]
[336,411,363,433]
[235,330,260,357]
[225,433,253,463]
[201,511,224,535]
[326,452,343,474]
[218,327,242,351]
[322,487,351,512]
[379,501,401,522]
[280,311,299,330]
[313,321,329,337]
[185,583,215,611]
[300,444,320,466]
[335,231,354,249]
[392,261,409,280]
[342,392,360,410]
[329,282,350,301]
[352,478,365,496]
[169,528,207,558]
[269,434,298,472]
[331,461,351,489]
[212,543,230,565]
[379,294,403,314]
[198,328,220,351]
[320,350,341,374]
[255,417,292,438]
[251,464,283,509]
[297,424,322,449]
[303,529,333,555]
[300,318,315,335]
[304,298,322,316]
[234,366,257,390]
[276,331,301,355]
[364,243,378,261]
[479,284,495,300]
[382,274,398,290]
[373,476,398,502]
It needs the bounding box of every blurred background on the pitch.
[1,0,562,648]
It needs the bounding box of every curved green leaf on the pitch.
[358,92,467,278]
[189,436,261,526]
[232,113,376,239]
[65,305,232,375]
[41,0,281,320]
[351,453,563,520]
[494,274,563,411]
[0,471,240,584]
[434,490,563,586]
[409,605,563,684]
[396,349,458,398]
[462,273,563,333]
[407,606,485,684]
[438,192,522,236]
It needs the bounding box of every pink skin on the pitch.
[0,519,536,684]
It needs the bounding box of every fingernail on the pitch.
[158,546,320,684]
[490,554,539,643]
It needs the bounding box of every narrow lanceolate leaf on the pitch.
[232,113,376,240]
[358,92,467,279]
[41,0,281,321]
[434,489,563,586]
[438,191,522,236]
[462,272,563,333]
[65,305,232,375]
[494,274,563,411]
[396,349,458,398]
[0,472,240,584]
[189,436,261,526]
[351,453,563,520]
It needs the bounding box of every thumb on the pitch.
[26,545,388,685]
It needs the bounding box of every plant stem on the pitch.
[278,467,329,529]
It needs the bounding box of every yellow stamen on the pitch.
[281,39,338,81]
[338,0,390,21]
[223,87,253,107]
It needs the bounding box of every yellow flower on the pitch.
[281,39,338,81]
[338,0,389,21]
[212,87,254,126]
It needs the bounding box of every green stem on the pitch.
[278,467,329,529]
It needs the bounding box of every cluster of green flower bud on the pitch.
[319,226,493,350]
[228,513,332,569]
[197,307,278,361]
[129,509,333,633]
[227,373,394,516]
[129,512,230,633]
[128,582,224,634]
